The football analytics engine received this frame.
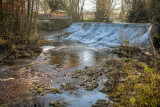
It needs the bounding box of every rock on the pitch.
[102,80,114,93]
[83,76,88,80]
[61,82,75,90]
[78,70,81,73]
[85,66,89,69]
[72,75,77,78]
[52,88,62,94]
[85,80,98,91]
[78,81,85,86]
[24,53,31,57]
[61,83,65,87]
[0,54,7,59]
[92,80,98,87]
[64,72,67,76]
[92,100,110,107]
[0,58,2,62]
[103,80,112,87]
[100,86,113,93]
[49,100,60,107]
[15,53,20,58]
[73,91,77,94]
[9,55,15,59]
[85,84,94,91]
[35,86,44,94]
[37,73,43,77]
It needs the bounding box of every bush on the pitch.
[109,62,160,106]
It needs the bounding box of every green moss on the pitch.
[85,66,89,69]
[154,32,160,39]
[52,88,58,92]
[122,58,132,62]
[26,97,33,100]
[108,61,160,106]
[0,104,8,107]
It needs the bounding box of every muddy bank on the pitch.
[0,44,42,64]
[0,59,53,106]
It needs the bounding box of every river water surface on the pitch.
[37,29,117,107]
[0,29,117,107]
[0,22,152,107]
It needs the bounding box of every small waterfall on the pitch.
[64,22,152,49]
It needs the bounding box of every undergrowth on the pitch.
[107,45,160,107]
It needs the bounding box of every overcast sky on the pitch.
[84,0,121,12]
[84,0,95,11]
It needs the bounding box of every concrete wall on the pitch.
[37,19,72,31]
[150,24,160,49]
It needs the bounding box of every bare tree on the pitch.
[40,0,50,14]
[1,0,40,46]
[96,0,116,21]
[0,0,2,22]
[64,0,85,21]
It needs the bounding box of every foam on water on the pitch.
[64,22,152,49]
[42,46,55,52]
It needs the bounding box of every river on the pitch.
[0,22,152,107]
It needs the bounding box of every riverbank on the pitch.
[0,31,51,64]
[93,46,160,106]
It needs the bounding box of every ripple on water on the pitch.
[40,89,108,107]
[41,46,55,52]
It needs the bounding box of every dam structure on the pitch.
[63,22,152,49]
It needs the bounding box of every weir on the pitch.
[64,22,152,49]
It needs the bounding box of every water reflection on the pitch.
[40,40,114,70]
[40,89,108,107]
[79,50,95,67]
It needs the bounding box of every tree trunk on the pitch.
[80,0,85,20]
[27,0,31,36]
[0,0,3,22]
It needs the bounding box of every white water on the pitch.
[64,22,152,49]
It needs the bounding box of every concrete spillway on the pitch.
[64,22,152,49]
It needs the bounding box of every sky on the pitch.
[84,0,121,12]
[84,0,96,11]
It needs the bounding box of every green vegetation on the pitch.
[108,61,160,106]
[154,32,160,49]
[104,45,160,107]
[121,0,160,23]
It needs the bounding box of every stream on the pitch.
[0,22,152,107]
[0,29,117,107]
[35,29,117,107]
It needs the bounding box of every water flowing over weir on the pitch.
[63,23,152,49]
